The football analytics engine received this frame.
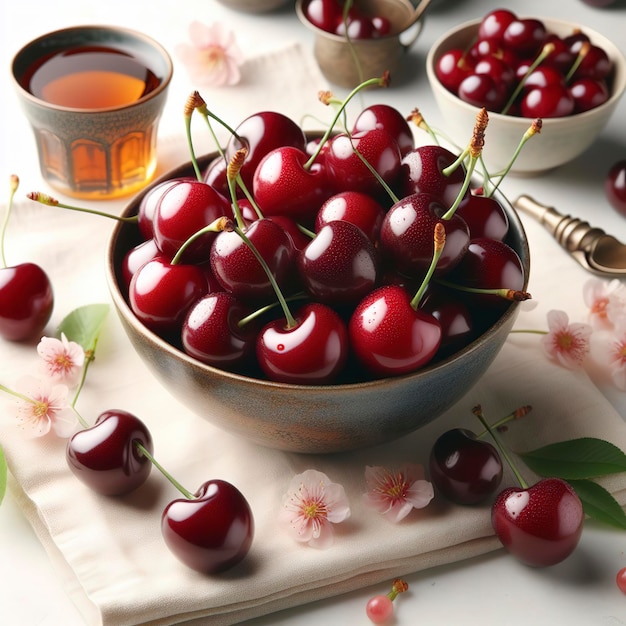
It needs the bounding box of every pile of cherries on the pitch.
[435,8,615,117]
[301,0,392,38]
[120,94,527,386]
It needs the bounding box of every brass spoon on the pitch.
[514,195,626,277]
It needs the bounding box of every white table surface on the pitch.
[1,1,625,624]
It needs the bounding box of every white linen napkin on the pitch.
[1,43,625,626]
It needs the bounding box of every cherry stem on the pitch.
[410,222,445,309]
[475,404,532,438]
[170,217,228,265]
[472,404,528,489]
[183,92,205,181]
[509,329,548,335]
[133,441,195,500]
[486,119,542,191]
[435,279,532,302]
[565,41,590,83]
[407,108,439,145]
[387,578,409,601]
[25,192,138,223]
[237,293,308,328]
[1,175,19,268]
[500,42,555,116]
[305,73,390,170]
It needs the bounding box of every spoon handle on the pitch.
[514,194,626,277]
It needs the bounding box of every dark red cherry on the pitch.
[304,0,342,32]
[492,478,584,567]
[572,43,612,81]
[458,73,508,112]
[379,192,470,278]
[129,257,207,335]
[429,428,503,505]
[605,159,626,217]
[66,410,153,496]
[299,220,379,305]
[502,18,547,58]
[153,179,229,263]
[435,48,474,93]
[371,15,392,37]
[181,291,257,371]
[399,145,468,207]
[473,56,515,90]
[456,193,509,241]
[210,218,296,302]
[520,84,575,118]
[137,177,193,241]
[348,284,441,378]
[120,238,162,292]
[315,190,385,244]
[542,34,575,73]
[162,479,254,574]
[352,104,415,157]
[335,13,375,39]
[0,262,53,342]
[256,302,349,384]
[569,77,609,113]
[477,9,517,42]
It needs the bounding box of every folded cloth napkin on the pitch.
[1,44,626,626]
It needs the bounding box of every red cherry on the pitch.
[491,478,584,567]
[456,193,510,241]
[303,0,342,32]
[458,73,508,112]
[153,179,229,263]
[181,291,257,371]
[352,103,415,157]
[66,410,153,496]
[572,43,612,81]
[435,48,474,93]
[335,13,375,39]
[0,262,53,342]
[502,18,547,58]
[616,567,626,594]
[299,219,379,305]
[162,479,254,574]
[128,257,207,335]
[605,159,626,217]
[520,84,575,118]
[569,77,609,113]
[120,239,162,292]
[256,302,349,384]
[315,190,385,244]
[137,177,193,241]
[477,9,517,42]
[429,428,503,504]
[348,284,441,377]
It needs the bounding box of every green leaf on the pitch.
[568,479,626,530]
[56,304,110,352]
[0,445,6,505]
[519,437,626,480]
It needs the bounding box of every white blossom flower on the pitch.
[176,21,244,87]
[583,278,626,329]
[540,310,592,370]
[279,469,350,549]
[37,333,85,386]
[13,375,78,438]
[363,464,434,523]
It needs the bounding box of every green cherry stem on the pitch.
[472,404,528,489]
[434,279,532,302]
[475,404,533,438]
[0,175,19,268]
[26,192,138,223]
[407,108,440,145]
[133,441,195,500]
[411,222,446,309]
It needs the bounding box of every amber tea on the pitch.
[12,26,172,200]
[25,45,161,109]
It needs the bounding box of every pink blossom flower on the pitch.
[540,310,592,370]
[607,319,626,390]
[37,333,85,386]
[12,375,78,438]
[363,464,434,523]
[176,21,243,87]
[583,278,626,329]
[279,469,350,549]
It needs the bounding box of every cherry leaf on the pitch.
[519,437,626,479]
[56,303,110,352]
[567,479,626,530]
[0,445,6,506]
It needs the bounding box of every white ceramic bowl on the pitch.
[426,17,626,175]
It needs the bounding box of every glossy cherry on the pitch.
[520,84,575,118]
[162,479,254,574]
[129,257,207,335]
[315,190,385,244]
[352,103,415,157]
[492,477,584,567]
[569,77,609,113]
[502,18,546,58]
[137,177,192,241]
[299,220,379,306]
[120,239,162,292]
[303,0,342,32]
[605,159,626,217]
[181,291,257,371]
[477,9,517,42]
[256,302,349,384]
[153,179,229,263]
[456,193,509,241]
[435,48,474,93]
[458,73,508,112]
[0,262,54,342]
[429,428,503,504]
[66,410,154,496]
[349,284,441,378]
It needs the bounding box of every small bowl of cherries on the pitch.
[106,92,530,455]
[426,10,626,175]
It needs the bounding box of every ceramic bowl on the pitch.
[296,0,429,89]
[216,0,291,12]
[426,17,626,175]
[106,153,530,454]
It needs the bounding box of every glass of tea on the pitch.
[11,25,173,200]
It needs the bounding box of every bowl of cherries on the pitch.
[106,98,530,454]
[426,10,626,175]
